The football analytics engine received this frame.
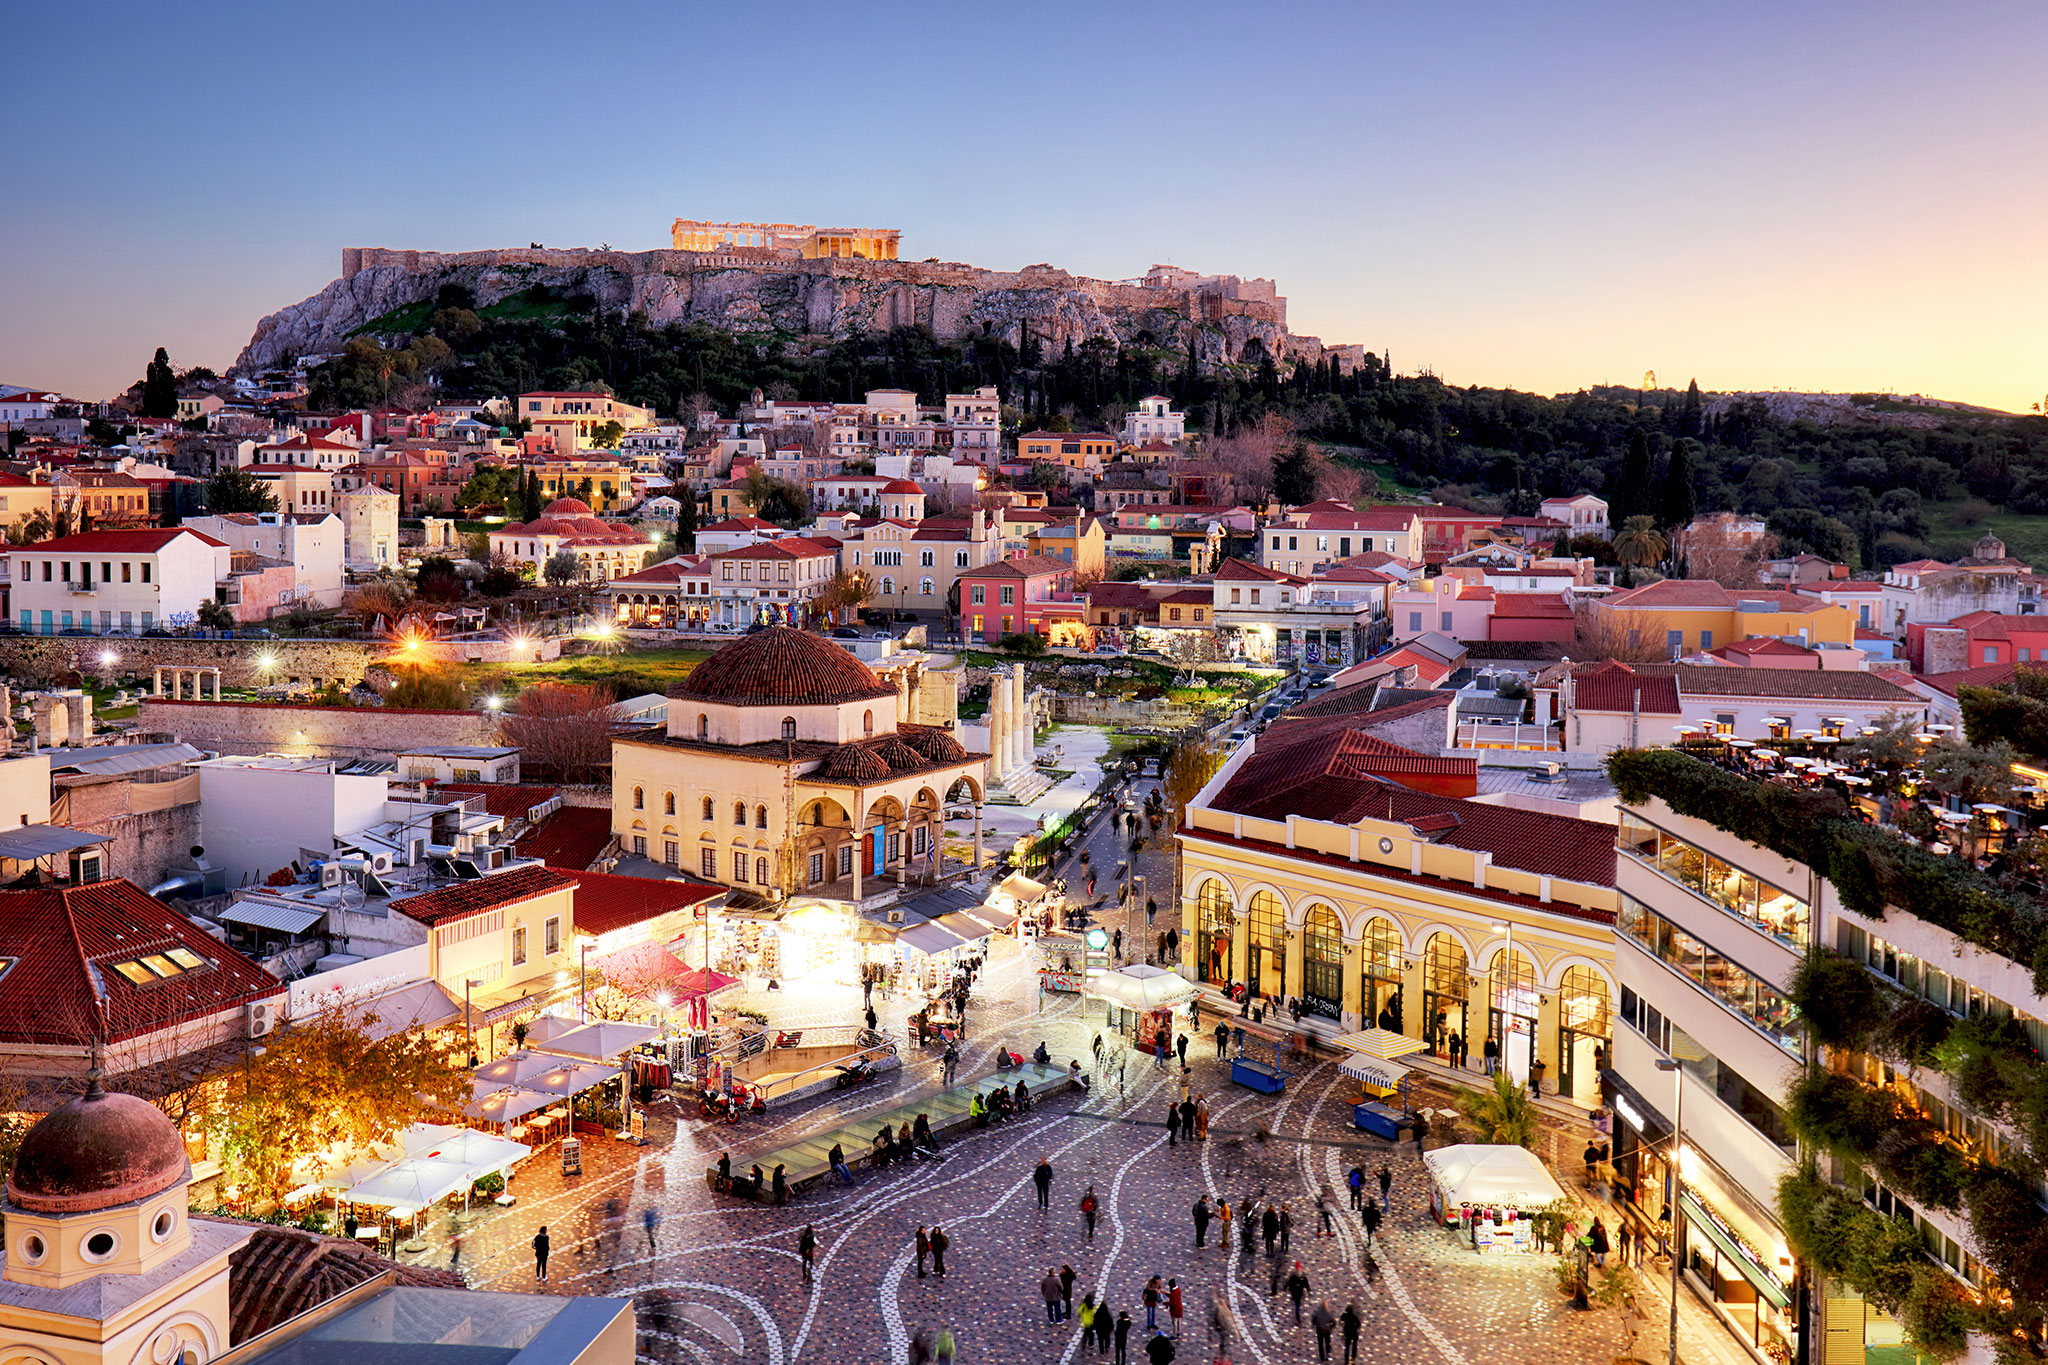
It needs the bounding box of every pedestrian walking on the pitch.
[1142,1277,1162,1330]
[1311,1302,1337,1361]
[935,1326,957,1365]
[913,1226,928,1279]
[1035,1157,1055,1209]
[1317,1185,1338,1238]
[1347,1165,1364,1210]
[1115,1309,1133,1365]
[1286,1262,1311,1324]
[1060,1263,1077,1321]
[1165,1100,1180,1146]
[1146,1327,1176,1365]
[866,1004,878,1031]
[1041,1269,1064,1323]
[930,1224,949,1278]
[642,1205,660,1253]
[1194,1094,1209,1140]
[1377,1163,1393,1214]
[449,1228,465,1273]
[1209,1295,1232,1358]
[1217,1197,1233,1250]
[1080,1185,1098,1240]
[1192,1194,1212,1248]
[1269,1253,1286,1298]
[1153,1034,1168,1071]
[1262,1203,1280,1257]
[1167,1278,1182,1336]
[1447,1029,1463,1070]
[1340,1303,1362,1363]
[910,1326,933,1365]
[532,1226,550,1282]
[1590,1217,1610,1268]
[1189,997,1200,1030]
[1113,927,1124,958]
[1616,1220,1633,1267]
[1360,1201,1381,1247]
[1583,1139,1602,1185]
[1482,1035,1499,1074]
[800,1224,817,1284]
[1177,1096,1195,1142]
[1213,1021,1228,1059]
[1280,1202,1294,1251]
[1175,1033,1188,1068]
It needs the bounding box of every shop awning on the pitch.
[897,920,968,956]
[1680,1191,1791,1310]
[991,871,1047,905]
[1330,1028,1430,1061]
[1339,1054,1412,1088]
[935,912,995,943]
[219,900,325,935]
[532,1020,661,1061]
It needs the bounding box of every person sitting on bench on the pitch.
[829,1143,854,1186]
[716,1151,732,1191]
[914,1112,938,1152]
[1033,1041,1051,1065]
[970,1093,988,1127]
[995,1049,1014,1071]
[1014,1078,1032,1112]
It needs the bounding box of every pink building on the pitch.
[956,555,1081,643]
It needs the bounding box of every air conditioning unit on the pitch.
[887,910,904,924]
[247,1000,275,1039]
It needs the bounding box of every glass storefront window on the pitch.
[1361,917,1402,1032]
[1302,905,1342,1019]
[1620,894,1801,1055]
[1196,878,1234,984]
[1616,812,1809,948]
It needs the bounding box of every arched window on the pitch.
[782,716,797,741]
[881,575,894,596]
[811,802,827,826]
[863,709,874,735]
[1360,917,1403,1032]
[1423,934,1468,1057]
[1302,905,1343,1018]
[1559,965,1611,1038]
[755,856,770,885]
[755,804,769,829]
[701,796,714,821]
[1248,890,1286,1000]
[1196,880,1234,984]
[921,577,934,596]
[733,801,747,826]
[697,714,710,740]
[632,786,644,810]
[663,791,675,815]
[1492,946,1539,1029]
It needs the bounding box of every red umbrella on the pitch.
[595,942,693,997]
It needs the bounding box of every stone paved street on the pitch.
[377,916,1728,1365]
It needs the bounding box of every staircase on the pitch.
[987,761,1055,805]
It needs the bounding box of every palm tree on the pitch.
[1455,1070,1538,1148]
[1613,516,1668,571]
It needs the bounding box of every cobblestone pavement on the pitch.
[401,934,1658,1365]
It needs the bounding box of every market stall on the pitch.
[1422,1143,1568,1253]
[1331,1028,1428,1138]
[1084,963,1196,1037]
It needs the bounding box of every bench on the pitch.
[1231,1059,1289,1094]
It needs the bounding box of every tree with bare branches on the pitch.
[498,682,617,784]
[1571,600,1672,663]
[1677,522,1777,589]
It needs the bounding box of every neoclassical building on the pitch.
[1178,718,1620,1104]
[611,629,986,903]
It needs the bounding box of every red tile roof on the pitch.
[0,880,284,1047]
[964,555,1075,580]
[1215,557,1306,584]
[1571,663,1684,715]
[516,807,618,870]
[391,865,578,928]
[19,528,226,553]
[1910,662,2018,699]
[566,870,722,938]
[1492,593,1573,619]
[673,627,893,707]
[431,783,561,821]
[1208,733,1614,884]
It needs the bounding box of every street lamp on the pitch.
[580,942,592,1021]
[1490,920,1513,1075]
[1655,1055,1684,1365]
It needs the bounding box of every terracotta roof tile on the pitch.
[567,870,722,938]
[673,628,894,707]
[391,865,578,928]
[516,806,617,870]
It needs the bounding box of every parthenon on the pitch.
[668,219,900,260]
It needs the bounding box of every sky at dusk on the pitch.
[3,0,2043,410]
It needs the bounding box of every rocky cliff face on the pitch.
[234,247,1341,376]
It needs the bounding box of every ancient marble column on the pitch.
[987,675,1008,784]
[1011,664,1031,770]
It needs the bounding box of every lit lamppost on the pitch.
[1655,1055,1684,1365]
[580,942,593,1021]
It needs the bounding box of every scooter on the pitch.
[834,1058,877,1089]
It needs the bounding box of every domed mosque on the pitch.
[612,627,990,907]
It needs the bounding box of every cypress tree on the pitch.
[141,347,177,418]
[674,490,698,553]
[1615,428,1655,526]
[1659,442,1698,529]
[1679,379,1705,438]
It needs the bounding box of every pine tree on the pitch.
[674,490,698,553]
[141,347,177,418]
[1272,442,1317,506]
[1614,429,1655,526]
[1679,379,1704,438]
[1659,442,1697,529]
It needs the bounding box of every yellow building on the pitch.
[515,455,631,514]
[1178,719,1619,1104]
[1025,516,1107,579]
[517,391,656,441]
[610,629,985,905]
[1017,432,1116,470]
[1586,579,1856,658]
[390,863,580,1012]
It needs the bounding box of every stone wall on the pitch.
[136,699,500,761]
[0,637,385,689]
[56,784,202,889]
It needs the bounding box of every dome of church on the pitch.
[542,497,594,516]
[6,1081,190,1214]
[675,628,895,708]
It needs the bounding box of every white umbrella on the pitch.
[1082,964,1196,1010]
[534,1020,661,1061]
[519,1014,586,1048]
[463,1086,560,1124]
[345,1156,472,1210]
[1422,1143,1566,1210]
[397,1123,467,1156]
[408,1128,532,1175]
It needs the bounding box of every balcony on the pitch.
[65,581,95,594]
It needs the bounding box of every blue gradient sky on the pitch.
[4,1,2044,410]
